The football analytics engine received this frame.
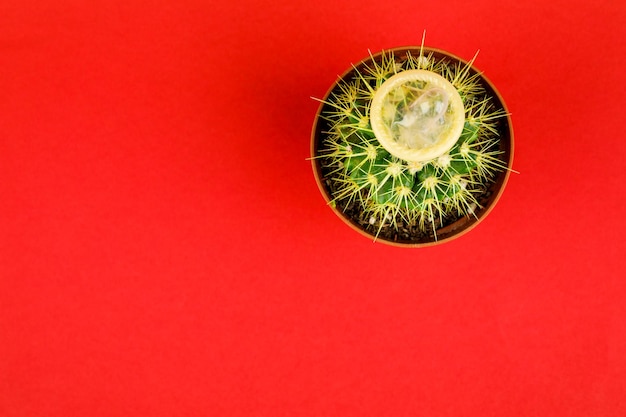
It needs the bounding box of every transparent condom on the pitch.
[370,69,465,163]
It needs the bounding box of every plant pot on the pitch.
[311,46,514,247]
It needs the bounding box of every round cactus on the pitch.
[313,46,511,242]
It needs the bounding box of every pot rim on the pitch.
[310,46,514,247]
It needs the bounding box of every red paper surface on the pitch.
[2,0,626,416]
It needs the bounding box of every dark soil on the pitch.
[320,163,496,244]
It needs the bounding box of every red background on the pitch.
[2,0,626,415]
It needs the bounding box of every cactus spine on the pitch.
[315,47,509,240]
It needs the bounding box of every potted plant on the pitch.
[311,43,514,247]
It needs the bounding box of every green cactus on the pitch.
[314,46,510,240]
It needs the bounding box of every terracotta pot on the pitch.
[311,47,514,247]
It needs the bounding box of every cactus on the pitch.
[313,45,511,241]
